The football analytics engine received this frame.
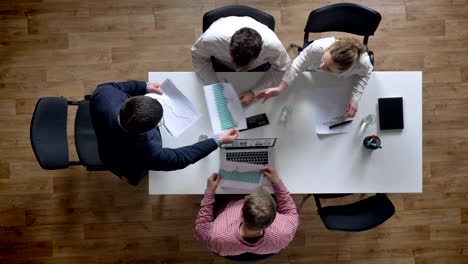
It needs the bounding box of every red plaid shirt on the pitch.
[194,180,299,256]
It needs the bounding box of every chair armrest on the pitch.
[368,50,374,66]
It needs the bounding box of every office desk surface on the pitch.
[148,72,422,194]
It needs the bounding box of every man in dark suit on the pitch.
[90,80,238,186]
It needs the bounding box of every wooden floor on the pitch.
[1,0,467,263]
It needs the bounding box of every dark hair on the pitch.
[119,96,163,134]
[242,187,277,231]
[230,27,263,67]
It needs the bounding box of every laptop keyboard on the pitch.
[226,151,269,165]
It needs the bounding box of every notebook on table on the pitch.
[378,97,404,130]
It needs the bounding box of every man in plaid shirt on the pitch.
[194,167,299,256]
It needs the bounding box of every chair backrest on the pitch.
[30,97,70,170]
[304,3,381,38]
[301,3,381,65]
[203,5,275,32]
[75,100,105,170]
[223,252,277,263]
[314,194,395,232]
[30,96,105,171]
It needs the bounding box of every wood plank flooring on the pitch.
[1,0,467,263]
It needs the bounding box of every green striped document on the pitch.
[219,161,266,190]
[203,83,247,134]
[219,169,262,184]
[212,84,235,130]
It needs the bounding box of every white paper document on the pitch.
[313,84,353,134]
[145,79,201,137]
[203,83,247,134]
[219,161,266,190]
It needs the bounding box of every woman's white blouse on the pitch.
[282,37,373,102]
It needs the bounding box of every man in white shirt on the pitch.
[191,16,291,106]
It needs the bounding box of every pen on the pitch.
[329,120,353,129]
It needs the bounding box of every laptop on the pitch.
[220,138,276,166]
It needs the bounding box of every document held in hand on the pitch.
[203,83,247,134]
[219,160,266,190]
[145,79,201,137]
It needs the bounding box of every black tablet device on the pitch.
[378,97,404,130]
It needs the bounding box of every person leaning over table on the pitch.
[89,80,239,186]
[191,16,291,107]
[194,167,299,256]
[254,37,373,118]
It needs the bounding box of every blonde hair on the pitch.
[242,187,277,231]
[327,38,366,71]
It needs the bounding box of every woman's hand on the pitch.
[344,100,358,118]
[255,80,288,103]
[255,86,282,103]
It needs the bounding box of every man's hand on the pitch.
[218,128,239,144]
[207,173,221,192]
[262,167,280,184]
[255,86,282,103]
[239,90,255,107]
[147,83,163,94]
[344,100,358,118]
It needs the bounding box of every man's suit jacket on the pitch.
[90,81,218,186]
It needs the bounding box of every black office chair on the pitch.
[310,193,395,232]
[221,252,277,263]
[202,5,275,32]
[30,96,105,171]
[202,5,275,72]
[291,3,381,65]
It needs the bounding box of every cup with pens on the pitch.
[363,134,382,150]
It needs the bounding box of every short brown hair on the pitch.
[230,27,263,67]
[242,187,277,231]
[120,96,163,135]
[327,38,366,72]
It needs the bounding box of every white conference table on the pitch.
[148,71,422,194]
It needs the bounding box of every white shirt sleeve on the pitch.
[251,44,291,92]
[350,54,373,102]
[191,36,220,85]
[282,43,323,86]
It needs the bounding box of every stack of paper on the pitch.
[145,79,201,137]
[313,85,354,134]
[203,83,247,134]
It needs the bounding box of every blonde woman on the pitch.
[255,37,373,118]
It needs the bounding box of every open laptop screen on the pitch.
[222,138,276,149]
